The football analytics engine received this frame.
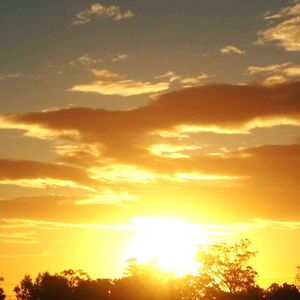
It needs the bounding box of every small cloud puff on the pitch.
[73,3,134,25]
[112,53,129,62]
[220,45,245,55]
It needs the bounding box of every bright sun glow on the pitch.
[125,217,207,276]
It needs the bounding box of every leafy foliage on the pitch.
[196,239,258,294]
[11,240,300,300]
[265,283,300,300]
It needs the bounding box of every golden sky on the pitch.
[0,0,300,295]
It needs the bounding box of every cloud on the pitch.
[1,83,300,207]
[73,3,134,25]
[1,217,299,241]
[154,71,212,87]
[155,71,181,82]
[69,69,213,98]
[0,193,141,227]
[247,62,300,85]
[89,164,157,183]
[148,143,201,158]
[0,159,97,190]
[74,191,140,205]
[1,218,131,231]
[70,54,102,66]
[248,218,300,231]
[257,0,300,51]
[247,63,291,75]
[180,74,211,88]
[220,45,245,55]
[0,231,39,245]
[91,68,124,80]
[182,144,300,187]
[69,68,170,96]
[0,73,24,80]
[112,53,129,62]
[2,83,300,152]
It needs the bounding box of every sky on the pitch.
[1,0,300,294]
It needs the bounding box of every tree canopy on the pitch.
[196,239,258,294]
[10,239,300,300]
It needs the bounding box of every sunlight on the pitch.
[125,217,207,276]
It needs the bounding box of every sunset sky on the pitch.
[1,0,300,294]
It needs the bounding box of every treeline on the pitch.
[1,239,299,300]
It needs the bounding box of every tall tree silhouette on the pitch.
[296,266,300,289]
[196,239,258,295]
[0,276,5,300]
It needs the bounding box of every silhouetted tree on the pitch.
[60,269,90,288]
[15,270,113,300]
[196,239,258,296]
[222,286,264,300]
[113,258,178,300]
[0,289,5,300]
[265,283,300,300]
[0,276,5,300]
[296,266,300,289]
[73,278,113,300]
[13,240,300,300]
[14,275,38,300]
[15,272,73,300]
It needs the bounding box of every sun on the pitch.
[125,217,207,276]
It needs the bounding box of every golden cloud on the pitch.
[73,3,134,25]
[247,63,300,85]
[220,45,245,55]
[258,1,300,51]
[0,159,97,190]
[69,68,170,96]
[1,83,300,162]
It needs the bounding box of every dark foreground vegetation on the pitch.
[1,240,300,300]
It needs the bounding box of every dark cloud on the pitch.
[0,159,97,189]
[1,83,300,161]
[0,83,300,219]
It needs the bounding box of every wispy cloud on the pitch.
[237,218,300,231]
[70,54,102,67]
[73,3,134,25]
[2,217,299,239]
[154,71,181,82]
[0,72,23,80]
[220,45,245,55]
[0,230,40,245]
[180,74,211,87]
[1,218,131,231]
[69,68,169,96]
[112,53,129,63]
[91,68,124,80]
[147,143,201,159]
[0,158,97,191]
[247,62,300,85]
[257,0,300,51]
[154,71,212,87]
[74,191,140,205]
